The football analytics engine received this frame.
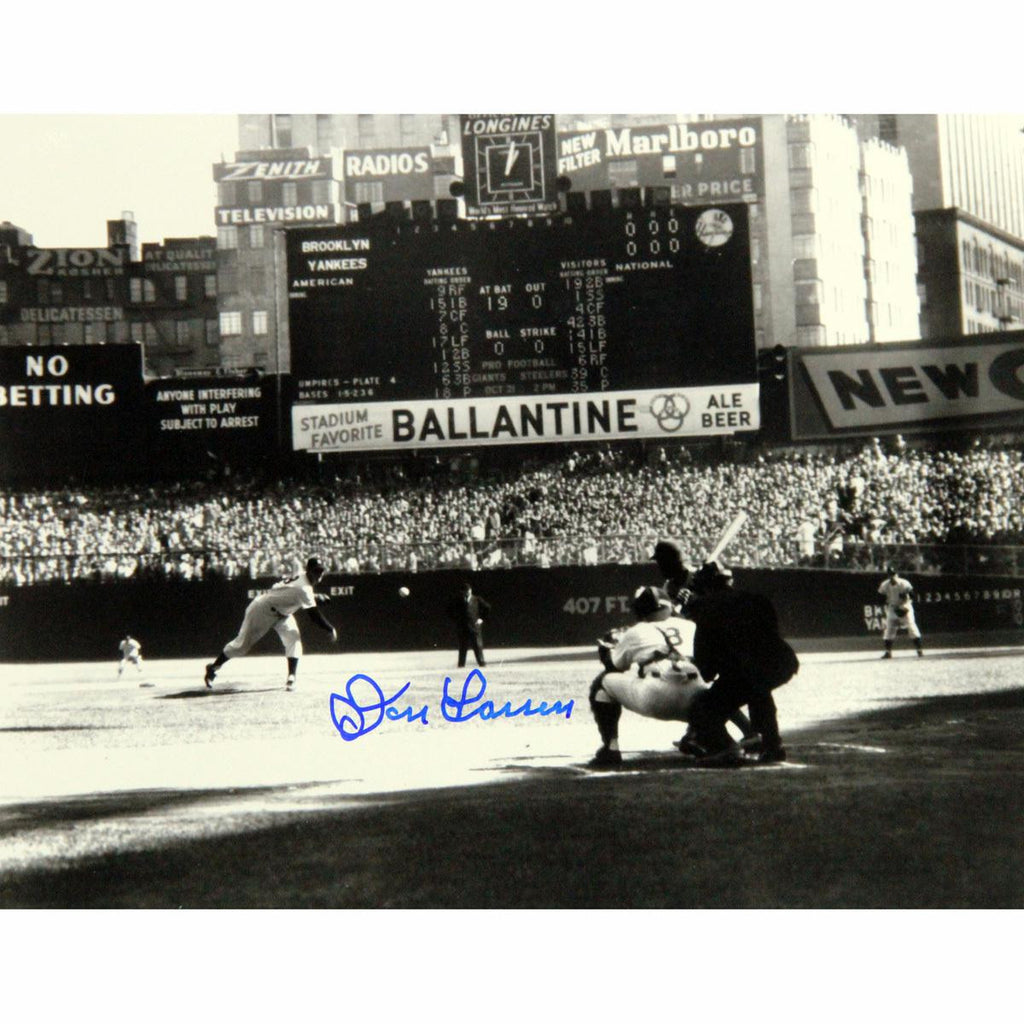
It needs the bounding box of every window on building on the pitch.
[249,225,265,249]
[84,322,97,344]
[273,114,293,148]
[740,147,756,174]
[357,114,376,145]
[220,311,243,336]
[204,274,217,298]
[176,321,190,345]
[316,114,334,149]
[752,284,762,313]
[205,319,219,346]
[0,280,9,304]
[399,113,418,143]
[354,180,384,205]
[788,142,813,170]
[792,235,817,260]
[253,310,269,335]
[175,275,188,301]
[795,281,823,305]
[282,182,298,207]
[962,241,972,272]
[129,277,144,303]
[219,182,236,205]
[607,159,638,188]
[313,179,332,205]
[218,267,237,294]
[250,267,263,293]
[247,180,263,203]
[218,226,239,250]
[796,325,826,346]
[144,280,156,302]
[145,323,158,345]
[917,282,928,306]
[130,323,145,344]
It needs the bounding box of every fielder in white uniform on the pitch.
[589,586,715,767]
[204,556,337,690]
[117,635,143,678]
[877,565,923,658]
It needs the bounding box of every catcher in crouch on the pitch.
[588,585,754,768]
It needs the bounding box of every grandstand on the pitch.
[3,437,1022,586]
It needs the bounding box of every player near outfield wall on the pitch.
[878,565,924,659]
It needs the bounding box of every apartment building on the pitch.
[854,113,1024,338]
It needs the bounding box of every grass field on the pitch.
[1,639,1022,908]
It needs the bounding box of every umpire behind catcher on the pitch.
[676,559,799,765]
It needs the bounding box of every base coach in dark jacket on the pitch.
[684,561,799,763]
[449,581,491,668]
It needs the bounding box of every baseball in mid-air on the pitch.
[398,586,411,598]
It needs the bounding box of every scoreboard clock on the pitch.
[460,114,559,217]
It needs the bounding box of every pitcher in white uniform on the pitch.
[204,556,337,690]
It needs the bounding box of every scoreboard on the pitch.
[286,203,759,453]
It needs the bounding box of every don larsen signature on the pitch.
[329,669,574,742]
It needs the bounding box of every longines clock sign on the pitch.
[459,114,559,218]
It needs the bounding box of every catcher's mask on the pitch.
[632,586,674,621]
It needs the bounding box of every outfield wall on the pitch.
[1,567,1021,663]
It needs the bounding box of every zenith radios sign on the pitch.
[459,114,559,218]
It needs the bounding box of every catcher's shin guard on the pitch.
[589,674,622,747]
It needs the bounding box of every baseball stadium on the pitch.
[2,115,1023,929]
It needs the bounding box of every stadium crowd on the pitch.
[1,439,1022,586]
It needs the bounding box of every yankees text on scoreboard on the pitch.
[285,202,759,451]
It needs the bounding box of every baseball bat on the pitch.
[705,511,748,564]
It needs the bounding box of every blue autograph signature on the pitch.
[329,669,574,742]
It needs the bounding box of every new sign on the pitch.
[792,335,1024,438]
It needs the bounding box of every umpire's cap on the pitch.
[652,540,689,584]
[632,585,674,621]
[306,556,327,576]
[691,561,733,593]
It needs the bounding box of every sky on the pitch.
[1,114,239,247]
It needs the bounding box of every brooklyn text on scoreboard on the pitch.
[285,202,758,452]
